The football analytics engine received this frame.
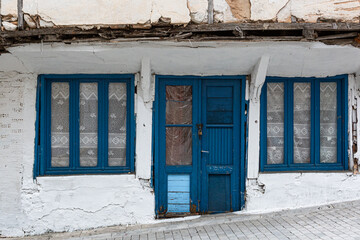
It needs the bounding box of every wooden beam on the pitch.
[316,32,358,41]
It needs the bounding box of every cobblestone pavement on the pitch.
[9,200,360,240]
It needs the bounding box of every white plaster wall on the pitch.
[1,0,17,15]
[21,175,154,235]
[251,0,360,22]
[0,70,154,237]
[245,173,360,213]
[21,0,190,25]
[2,0,360,26]
[0,72,30,237]
[1,42,360,237]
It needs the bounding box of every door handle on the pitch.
[201,150,209,153]
[196,124,203,140]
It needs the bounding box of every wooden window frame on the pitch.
[260,75,348,172]
[34,74,135,177]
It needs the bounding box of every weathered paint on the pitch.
[1,41,360,236]
[245,173,360,213]
[167,174,190,212]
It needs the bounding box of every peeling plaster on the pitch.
[246,173,360,213]
[2,41,360,237]
[213,0,237,23]
[187,0,208,24]
[251,0,290,21]
[1,0,17,15]
[225,0,251,20]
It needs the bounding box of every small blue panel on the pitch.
[207,86,233,98]
[168,174,190,213]
[206,86,234,124]
[208,174,231,212]
[207,98,233,112]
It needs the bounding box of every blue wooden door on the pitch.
[156,76,245,216]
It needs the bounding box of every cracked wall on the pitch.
[0,69,154,237]
[246,173,360,213]
[251,0,360,22]
[1,0,359,30]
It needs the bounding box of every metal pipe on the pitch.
[208,0,214,24]
[17,0,23,30]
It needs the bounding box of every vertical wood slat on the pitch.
[207,127,233,165]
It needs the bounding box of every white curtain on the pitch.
[266,83,285,164]
[51,82,70,167]
[108,83,127,166]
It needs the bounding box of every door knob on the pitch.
[201,150,209,153]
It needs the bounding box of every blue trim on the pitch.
[260,75,348,172]
[33,76,41,179]
[34,74,135,177]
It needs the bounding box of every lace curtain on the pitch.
[79,83,98,167]
[293,83,311,163]
[266,83,284,164]
[51,82,70,167]
[320,82,337,163]
[108,83,127,166]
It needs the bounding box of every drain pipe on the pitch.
[17,0,23,30]
[208,0,214,24]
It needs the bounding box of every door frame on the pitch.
[153,75,247,217]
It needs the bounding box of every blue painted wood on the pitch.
[207,86,233,98]
[260,75,348,172]
[167,204,190,212]
[206,111,233,124]
[33,76,41,178]
[201,79,241,213]
[207,98,233,112]
[208,175,231,212]
[36,75,135,176]
[155,75,246,216]
[207,128,233,165]
[168,192,190,203]
[168,174,190,213]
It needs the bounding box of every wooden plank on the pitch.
[207,86,233,98]
[168,192,190,204]
[316,32,358,41]
[167,204,190,212]
[207,98,233,112]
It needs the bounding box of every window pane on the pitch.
[267,83,284,164]
[293,83,311,164]
[166,127,192,165]
[80,83,98,167]
[166,86,192,125]
[320,82,337,163]
[108,83,127,166]
[51,82,70,167]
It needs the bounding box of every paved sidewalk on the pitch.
[8,200,360,240]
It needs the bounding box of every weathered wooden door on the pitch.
[156,76,245,216]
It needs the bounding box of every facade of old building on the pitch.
[0,0,360,237]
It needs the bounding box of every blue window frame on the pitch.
[34,74,135,177]
[260,75,348,172]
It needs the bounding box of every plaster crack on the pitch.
[10,54,31,73]
[276,0,291,21]
[36,204,126,222]
[92,48,105,63]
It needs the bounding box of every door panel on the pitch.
[156,77,244,216]
[201,80,241,213]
